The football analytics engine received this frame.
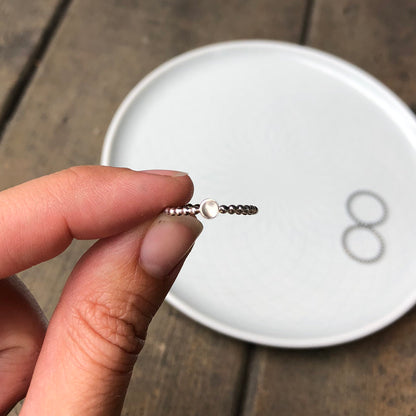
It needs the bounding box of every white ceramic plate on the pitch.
[102,40,416,348]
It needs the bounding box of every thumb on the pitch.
[20,214,203,416]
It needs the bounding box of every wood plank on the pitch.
[0,0,64,125]
[308,0,416,107]
[243,1,416,415]
[0,0,308,414]
[244,309,416,415]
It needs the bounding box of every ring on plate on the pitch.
[164,198,258,219]
[346,190,388,226]
[342,225,385,263]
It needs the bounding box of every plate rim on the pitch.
[101,39,416,348]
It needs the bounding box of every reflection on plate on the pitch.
[102,40,416,347]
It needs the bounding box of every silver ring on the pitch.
[346,190,388,226]
[342,225,385,263]
[164,198,258,219]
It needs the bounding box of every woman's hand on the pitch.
[0,166,203,415]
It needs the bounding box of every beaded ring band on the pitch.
[342,190,388,264]
[342,225,385,264]
[165,198,258,219]
[346,190,388,226]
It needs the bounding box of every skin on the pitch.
[0,166,203,415]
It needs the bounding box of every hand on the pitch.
[0,166,203,415]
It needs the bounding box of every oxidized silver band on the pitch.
[342,224,385,263]
[165,198,258,219]
[342,190,388,264]
[346,190,388,226]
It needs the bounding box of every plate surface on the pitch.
[102,40,416,347]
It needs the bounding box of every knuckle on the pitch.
[57,166,86,188]
[63,165,90,180]
[44,167,87,208]
[55,166,97,196]
[73,294,151,354]
[67,292,155,373]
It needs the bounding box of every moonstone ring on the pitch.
[164,198,258,219]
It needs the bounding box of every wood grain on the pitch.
[308,0,416,108]
[242,1,416,415]
[0,0,63,126]
[0,0,308,414]
[244,308,416,416]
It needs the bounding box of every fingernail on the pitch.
[141,169,188,177]
[140,214,203,279]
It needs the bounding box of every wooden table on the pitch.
[2,1,416,414]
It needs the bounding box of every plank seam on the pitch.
[300,0,315,45]
[0,0,73,142]
[231,343,255,416]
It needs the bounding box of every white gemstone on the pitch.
[200,199,219,219]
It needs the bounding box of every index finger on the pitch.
[0,166,192,278]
